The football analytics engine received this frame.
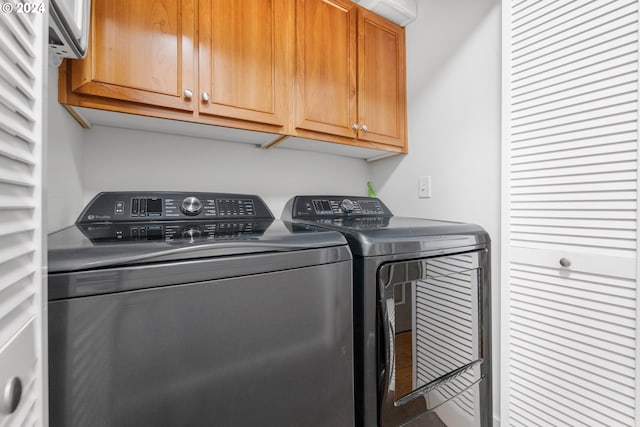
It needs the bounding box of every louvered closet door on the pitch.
[0,7,45,427]
[503,1,639,426]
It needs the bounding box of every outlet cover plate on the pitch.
[419,175,431,198]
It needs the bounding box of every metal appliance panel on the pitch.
[352,246,491,427]
[282,196,488,257]
[48,220,347,274]
[49,260,354,427]
[49,246,351,300]
[77,191,274,223]
[378,251,489,427]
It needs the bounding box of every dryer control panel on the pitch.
[287,195,393,219]
[77,192,274,223]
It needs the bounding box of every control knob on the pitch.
[340,199,355,213]
[181,196,203,216]
[181,226,202,243]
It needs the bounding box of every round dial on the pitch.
[181,226,202,243]
[340,199,355,213]
[180,196,203,216]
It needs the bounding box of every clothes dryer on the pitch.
[284,195,491,427]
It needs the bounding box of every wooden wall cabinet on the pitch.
[64,0,196,113]
[59,0,407,157]
[294,0,407,152]
[198,0,291,127]
[60,0,291,134]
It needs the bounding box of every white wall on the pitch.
[46,69,369,228]
[80,125,369,216]
[45,65,85,233]
[369,0,502,423]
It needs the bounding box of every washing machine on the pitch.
[283,196,492,427]
[48,191,354,427]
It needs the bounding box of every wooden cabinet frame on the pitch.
[58,0,407,156]
[292,0,407,153]
[68,0,196,112]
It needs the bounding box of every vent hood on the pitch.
[49,0,91,64]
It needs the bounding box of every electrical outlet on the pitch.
[419,176,431,198]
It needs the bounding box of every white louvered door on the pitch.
[502,1,639,426]
[0,5,46,427]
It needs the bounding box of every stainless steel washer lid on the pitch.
[284,195,489,256]
[289,217,488,256]
[48,220,349,273]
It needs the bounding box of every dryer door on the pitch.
[377,250,490,427]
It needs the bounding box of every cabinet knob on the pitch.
[1,377,22,415]
[559,257,571,268]
[201,92,210,103]
[352,123,360,132]
[361,124,368,134]
[183,89,193,100]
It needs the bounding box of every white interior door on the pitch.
[502,1,639,425]
[0,7,46,427]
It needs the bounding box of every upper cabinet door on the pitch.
[357,8,406,147]
[295,0,358,138]
[198,0,290,127]
[70,0,196,111]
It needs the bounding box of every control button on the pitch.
[131,199,139,216]
[114,201,124,214]
[340,199,355,213]
[139,199,147,216]
[181,197,203,216]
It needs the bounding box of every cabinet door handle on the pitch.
[361,124,368,134]
[183,89,193,100]
[559,257,571,268]
[201,92,210,103]
[0,377,22,415]
[352,123,359,132]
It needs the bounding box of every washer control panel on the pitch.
[77,192,271,223]
[289,196,392,218]
[78,221,268,243]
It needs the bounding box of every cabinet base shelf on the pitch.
[67,106,404,161]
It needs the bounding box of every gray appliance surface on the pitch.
[285,195,492,427]
[48,219,347,278]
[50,191,348,275]
[283,196,488,256]
[48,192,355,427]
